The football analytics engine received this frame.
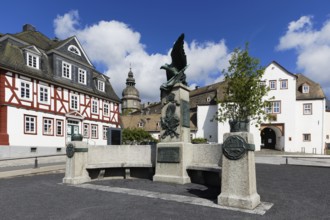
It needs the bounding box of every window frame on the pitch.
[68,45,81,56]
[303,133,311,142]
[98,80,105,92]
[56,119,64,136]
[280,79,288,90]
[43,117,54,136]
[91,124,98,139]
[92,99,99,114]
[78,68,87,85]
[265,101,281,114]
[83,123,90,138]
[269,80,277,90]
[70,94,79,110]
[38,85,50,105]
[302,84,310,94]
[103,103,110,116]
[62,61,72,79]
[20,80,32,101]
[103,126,109,140]
[24,115,37,135]
[303,103,312,115]
[26,52,39,69]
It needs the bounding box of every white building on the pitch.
[0,24,120,151]
[215,61,329,154]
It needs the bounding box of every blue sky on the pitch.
[2,0,330,102]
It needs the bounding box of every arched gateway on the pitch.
[260,124,284,151]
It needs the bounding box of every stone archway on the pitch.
[261,127,276,149]
[260,124,284,151]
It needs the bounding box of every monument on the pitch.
[218,129,261,210]
[153,33,192,184]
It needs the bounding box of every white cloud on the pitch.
[54,11,230,102]
[277,16,330,98]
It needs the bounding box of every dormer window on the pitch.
[98,80,105,92]
[302,84,309,93]
[62,62,71,79]
[26,52,39,69]
[68,45,81,56]
[138,122,144,127]
[78,68,86,85]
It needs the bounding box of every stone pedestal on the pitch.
[218,132,260,210]
[63,141,91,184]
[153,83,192,184]
[153,142,192,184]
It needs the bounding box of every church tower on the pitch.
[121,68,141,114]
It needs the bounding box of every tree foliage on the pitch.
[122,128,158,145]
[217,43,271,126]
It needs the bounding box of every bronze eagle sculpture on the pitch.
[160,33,188,91]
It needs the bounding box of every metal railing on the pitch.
[0,154,66,169]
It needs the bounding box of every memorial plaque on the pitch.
[157,147,180,163]
[181,100,190,128]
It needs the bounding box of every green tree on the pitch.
[217,43,271,131]
[122,128,158,145]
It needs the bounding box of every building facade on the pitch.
[0,24,120,148]
[216,61,329,154]
[121,61,330,154]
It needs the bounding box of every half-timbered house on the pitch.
[0,24,120,148]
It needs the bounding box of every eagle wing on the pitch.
[170,33,187,71]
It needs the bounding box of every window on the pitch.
[24,115,36,134]
[266,101,281,114]
[70,94,79,110]
[39,85,49,104]
[98,80,105,92]
[20,80,32,100]
[103,126,109,140]
[258,81,266,87]
[92,99,98,114]
[62,62,71,79]
[26,52,39,69]
[103,103,109,116]
[91,125,98,139]
[56,120,63,136]
[302,84,309,93]
[280,80,288,89]
[303,134,311,142]
[303,103,312,115]
[43,118,54,136]
[83,123,89,138]
[68,45,81,56]
[138,122,144,127]
[269,80,277,90]
[78,68,86,85]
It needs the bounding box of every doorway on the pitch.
[67,119,80,142]
[261,127,276,149]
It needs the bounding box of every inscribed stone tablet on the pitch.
[157,147,180,163]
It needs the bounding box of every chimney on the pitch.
[23,24,36,32]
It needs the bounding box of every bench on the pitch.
[86,163,154,180]
[187,164,221,186]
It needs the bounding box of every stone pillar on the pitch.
[153,83,192,184]
[63,141,91,184]
[218,132,260,210]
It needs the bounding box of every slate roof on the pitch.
[295,74,326,100]
[0,27,120,103]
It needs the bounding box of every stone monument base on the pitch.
[153,142,192,184]
[218,132,260,210]
[63,141,91,185]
